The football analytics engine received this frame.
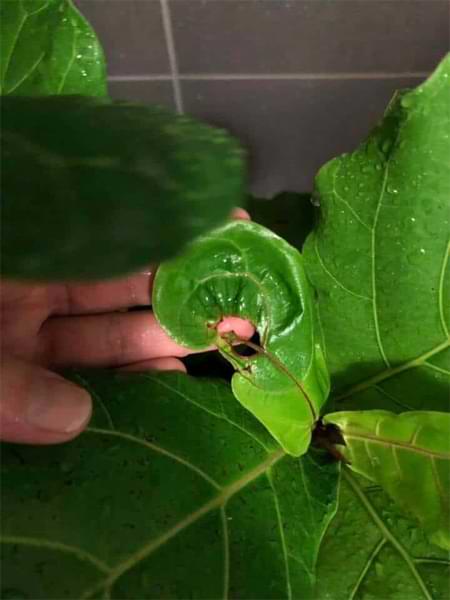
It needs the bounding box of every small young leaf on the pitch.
[153,220,329,456]
[0,0,107,96]
[324,410,450,550]
[1,96,245,280]
[303,55,450,413]
[316,469,450,600]
[0,371,339,599]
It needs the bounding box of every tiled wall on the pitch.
[76,0,449,196]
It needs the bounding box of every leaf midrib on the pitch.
[343,469,433,600]
[344,432,449,460]
[335,339,450,402]
[81,448,285,599]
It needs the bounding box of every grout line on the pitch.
[160,0,183,113]
[108,72,429,82]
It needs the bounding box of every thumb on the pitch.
[0,356,92,444]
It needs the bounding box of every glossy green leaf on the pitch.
[153,220,330,457]
[1,96,245,280]
[315,469,450,600]
[323,410,450,551]
[0,0,107,96]
[303,55,450,413]
[0,371,339,599]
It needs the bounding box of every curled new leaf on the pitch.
[153,220,329,456]
[324,410,450,550]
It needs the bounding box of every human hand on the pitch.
[0,209,252,445]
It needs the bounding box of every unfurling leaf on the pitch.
[153,220,329,456]
[324,410,450,550]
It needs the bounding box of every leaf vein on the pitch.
[73,374,115,429]
[3,7,27,89]
[438,240,450,338]
[1,535,111,574]
[346,433,449,460]
[6,50,45,93]
[343,469,433,600]
[331,167,372,230]
[335,340,450,402]
[314,238,372,302]
[268,472,292,600]
[86,427,221,489]
[349,538,386,600]
[82,450,285,598]
[423,361,450,377]
[142,375,270,451]
[220,507,230,600]
[370,159,391,368]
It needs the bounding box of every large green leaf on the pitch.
[1,96,245,280]
[324,410,450,550]
[303,55,450,413]
[153,220,329,457]
[0,0,106,96]
[315,469,450,600]
[0,371,339,599]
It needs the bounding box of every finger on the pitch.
[120,357,186,373]
[49,269,155,316]
[40,311,192,368]
[0,355,91,444]
[217,316,255,339]
[231,207,250,220]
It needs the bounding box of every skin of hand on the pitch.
[0,208,253,445]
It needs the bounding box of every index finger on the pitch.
[49,269,154,316]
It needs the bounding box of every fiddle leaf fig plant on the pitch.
[1,0,449,595]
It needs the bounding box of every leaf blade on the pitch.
[315,469,450,600]
[0,0,107,96]
[324,410,450,550]
[1,371,339,599]
[303,55,450,412]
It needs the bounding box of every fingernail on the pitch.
[26,380,92,433]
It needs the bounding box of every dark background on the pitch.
[76,0,449,196]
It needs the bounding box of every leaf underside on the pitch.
[1,371,339,599]
[324,410,450,551]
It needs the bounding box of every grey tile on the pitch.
[182,77,422,196]
[171,0,449,74]
[76,0,170,76]
[108,80,176,109]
